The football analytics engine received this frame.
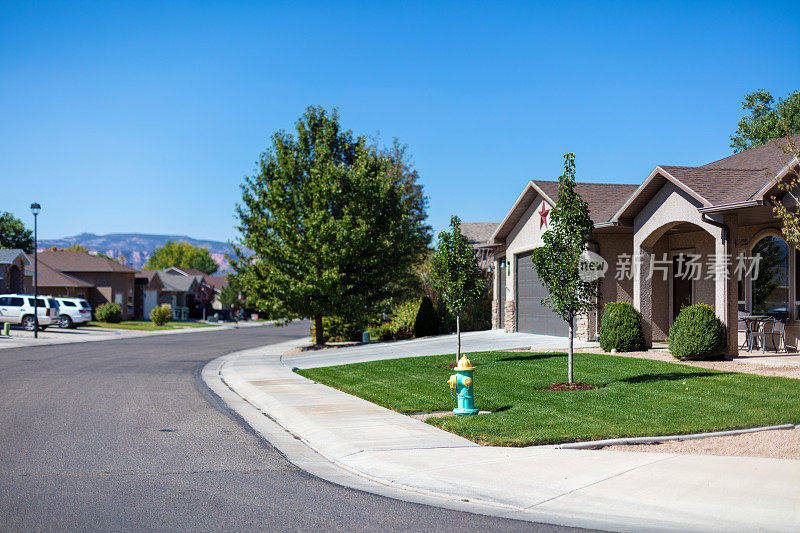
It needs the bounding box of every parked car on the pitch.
[0,294,60,331]
[55,297,92,328]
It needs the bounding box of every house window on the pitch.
[751,236,789,317]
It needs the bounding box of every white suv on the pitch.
[55,297,92,328]
[0,294,60,331]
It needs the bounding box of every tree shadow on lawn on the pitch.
[617,371,731,384]
[498,352,566,362]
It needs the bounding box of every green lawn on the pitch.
[297,351,800,446]
[87,321,217,331]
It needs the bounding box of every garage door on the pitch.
[515,251,565,336]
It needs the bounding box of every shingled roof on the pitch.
[701,134,800,175]
[459,223,499,246]
[24,262,93,288]
[38,251,136,273]
[658,166,772,206]
[532,180,640,223]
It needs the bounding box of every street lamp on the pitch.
[30,202,41,339]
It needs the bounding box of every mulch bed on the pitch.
[544,382,598,391]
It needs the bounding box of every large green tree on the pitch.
[730,90,800,152]
[430,215,486,364]
[531,153,600,384]
[231,106,431,345]
[0,212,34,253]
[144,241,218,274]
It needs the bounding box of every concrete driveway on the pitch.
[283,329,599,369]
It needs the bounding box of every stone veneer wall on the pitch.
[491,298,499,329]
[504,300,516,333]
[576,313,590,342]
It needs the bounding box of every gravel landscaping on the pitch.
[575,347,800,459]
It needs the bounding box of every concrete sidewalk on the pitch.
[284,329,598,369]
[205,334,800,532]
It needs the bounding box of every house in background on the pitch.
[26,261,94,299]
[134,270,164,320]
[36,250,137,319]
[459,223,499,271]
[162,266,229,310]
[0,249,31,294]
[134,267,232,319]
[489,135,800,356]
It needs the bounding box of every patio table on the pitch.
[742,315,770,352]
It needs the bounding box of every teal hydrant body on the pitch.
[448,356,479,415]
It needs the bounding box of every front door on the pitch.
[672,256,692,321]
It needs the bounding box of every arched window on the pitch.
[751,235,789,316]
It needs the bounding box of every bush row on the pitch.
[599,301,726,359]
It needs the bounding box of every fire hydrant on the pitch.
[447,356,479,415]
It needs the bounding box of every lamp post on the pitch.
[30,203,41,339]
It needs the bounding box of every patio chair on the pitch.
[767,318,786,352]
[737,311,750,350]
[749,317,771,354]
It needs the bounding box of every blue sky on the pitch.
[1,1,798,242]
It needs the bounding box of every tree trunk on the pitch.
[456,314,461,365]
[315,314,325,346]
[202,307,206,321]
[567,318,574,384]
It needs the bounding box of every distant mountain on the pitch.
[37,233,241,271]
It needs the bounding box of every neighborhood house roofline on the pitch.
[0,249,31,265]
[750,156,800,202]
[37,251,137,273]
[610,166,712,222]
[490,180,639,244]
[490,181,554,244]
[24,263,93,288]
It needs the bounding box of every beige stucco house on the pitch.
[489,135,800,356]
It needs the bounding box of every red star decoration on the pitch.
[538,204,550,229]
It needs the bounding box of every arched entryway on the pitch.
[634,219,726,346]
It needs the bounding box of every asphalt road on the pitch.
[0,323,589,532]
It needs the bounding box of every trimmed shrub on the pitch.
[599,302,646,352]
[150,304,173,326]
[95,302,122,323]
[414,296,440,337]
[668,303,726,360]
[310,316,366,343]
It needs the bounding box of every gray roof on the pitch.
[459,223,499,246]
[0,249,31,265]
[158,272,201,292]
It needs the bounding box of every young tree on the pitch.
[231,106,431,345]
[430,215,486,364]
[145,241,218,275]
[531,153,600,384]
[194,281,216,320]
[731,90,800,152]
[0,212,34,253]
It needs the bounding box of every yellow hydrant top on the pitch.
[454,356,475,371]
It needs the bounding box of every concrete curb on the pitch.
[203,342,800,532]
[200,345,571,529]
[558,424,798,450]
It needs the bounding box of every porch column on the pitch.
[634,244,654,348]
[716,217,738,356]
